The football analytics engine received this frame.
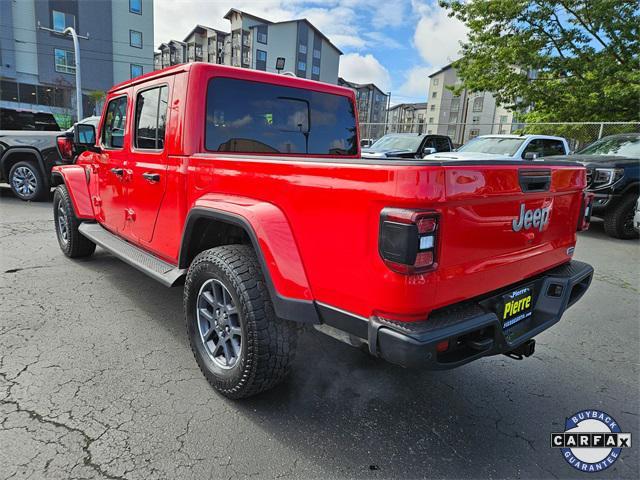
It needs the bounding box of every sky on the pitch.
[153,0,469,104]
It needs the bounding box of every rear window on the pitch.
[0,108,61,131]
[205,77,357,156]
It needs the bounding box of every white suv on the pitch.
[425,134,570,160]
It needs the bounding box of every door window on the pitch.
[134,86,169,150]
[435,137,451,151]
[102,96,128,149]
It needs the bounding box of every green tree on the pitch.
[440,0,640,122]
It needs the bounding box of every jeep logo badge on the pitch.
[512,204,551,232]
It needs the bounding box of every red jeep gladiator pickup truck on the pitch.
[52,63,594,398]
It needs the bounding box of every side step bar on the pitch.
[78,223,185,287]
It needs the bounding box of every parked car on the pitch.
[425,134,570,160]
[634,197,640,234]
[53,63,593,399]
[0,115,99,201]
[363,133,453,158]
[547,133,640,239]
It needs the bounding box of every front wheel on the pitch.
[53,185,96,258]
[603,194,639,240]
[184,245,298,399]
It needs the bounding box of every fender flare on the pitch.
[179,203,319,324]
[1,147,48,186]
[50,165,95,219]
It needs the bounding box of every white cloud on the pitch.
[338,53,391,91]
[397,65,432,99]
[411,1,468,68]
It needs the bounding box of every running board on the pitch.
[78,223,185,287]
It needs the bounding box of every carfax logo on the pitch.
[551,410,632,472]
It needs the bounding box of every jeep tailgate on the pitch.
[431,163,586,309]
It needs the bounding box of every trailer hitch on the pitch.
[504,339,536,360]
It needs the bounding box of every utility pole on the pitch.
[37,22,89,121]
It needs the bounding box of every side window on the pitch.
[423,138,436,150]
[522,139,544,158]
[102,96,128,149]
[134,86,169,150]
[541,139,566,156]
[436,137,451,151]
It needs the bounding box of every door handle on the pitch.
[110,167,124,176]
[142,172,161,183]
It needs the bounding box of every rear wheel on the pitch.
[53,185,96,258]
[184,245,298,399]
[9,161,47,201]
[603,194,639,239]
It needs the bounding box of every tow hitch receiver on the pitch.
[504,339,536,360]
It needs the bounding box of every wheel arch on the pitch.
[50,165,95,219]
[0,147,48,186]
[179,205,319,324]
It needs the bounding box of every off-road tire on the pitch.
[184,245,298,399]
[603,194,639,240]
[9,160,47,201]
[53,185,96,258]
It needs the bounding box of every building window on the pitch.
[130,30,143,48]
[431,91,437,98]
[472,116,480,124]
[312,65,320,76]
[449,113,458,123]
[428,117,434,123]
[54,49,75,74]
[129,0,142,14]
[313,49,321,59]
[500,115,508,123]
[299,44,307,54]
[433,78,439,86]
[469,128,480,138]
[130,64,143,78]
[257,32,267,44]
[447,125,457,136]
[430,104,435,111]
[256,50,267,62]
[450,97,460,112]
[473,97,484,112]
[52,10,74,32]
[298,61,306,71]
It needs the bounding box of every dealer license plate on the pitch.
[501,286,533,329]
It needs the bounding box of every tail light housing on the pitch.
[379,208,439,274]
[56,135,74,161]
[578,191,594,231]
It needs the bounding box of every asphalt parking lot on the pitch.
[1,189,638,480]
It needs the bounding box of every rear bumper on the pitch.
[317,260,594,369]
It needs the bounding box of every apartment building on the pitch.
[427,63,516,145]
[386,102,429,134]
[338,78,389,139]
[0,0,154,127]
[154,9,342,84]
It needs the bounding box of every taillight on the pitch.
[578,191,594,231]
[379,208,439,274]
[56,135,73,161]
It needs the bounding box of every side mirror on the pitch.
[423,147,436,156]
[524,151,538,160]
[74,123,96,147]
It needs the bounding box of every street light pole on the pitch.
[37,22,89,121]
[65,26,83,120]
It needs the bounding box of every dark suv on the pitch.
[549,133,639,239]
[362,133,453,159]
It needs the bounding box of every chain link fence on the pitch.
[359,121,640,150]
